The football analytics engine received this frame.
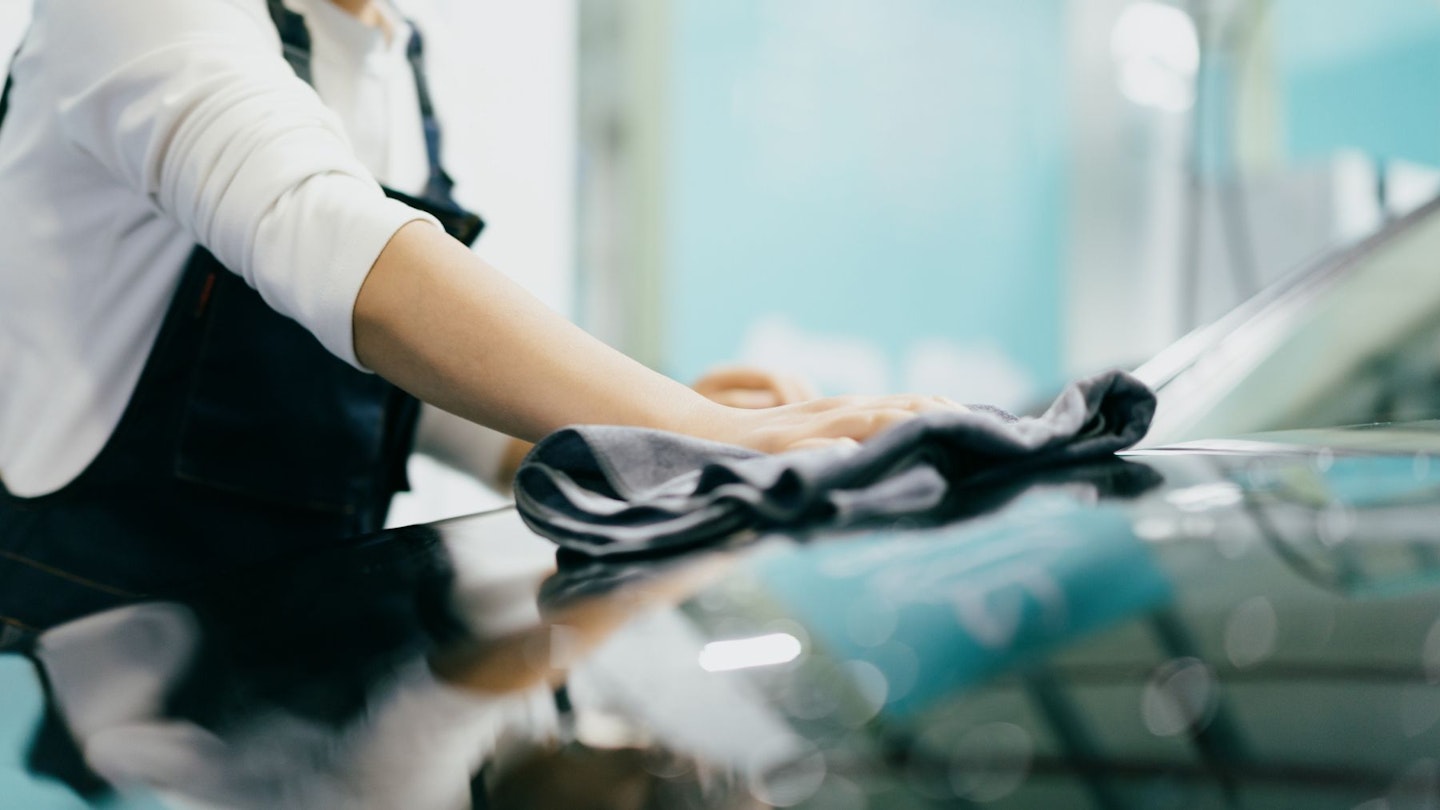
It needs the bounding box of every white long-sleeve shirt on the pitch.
[0,0,509,497]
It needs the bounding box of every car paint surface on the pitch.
[5,424,1440,808]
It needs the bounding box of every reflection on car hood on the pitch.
[9,425,1440,808]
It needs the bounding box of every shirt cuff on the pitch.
[323,197,441,371]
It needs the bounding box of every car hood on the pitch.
[13,423,1440,808]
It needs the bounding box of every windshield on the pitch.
[1141,199,1440,445]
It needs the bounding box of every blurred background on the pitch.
[569,0,1440,410]
[487,0,1436,411]
[4,0,1440,502]
[536,0,1439,412]
[4,0,1437,406]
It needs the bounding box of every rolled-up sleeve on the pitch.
[50,0,435,368]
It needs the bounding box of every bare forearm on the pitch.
[354,222,718,442]
[356,222,965,454]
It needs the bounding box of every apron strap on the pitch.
[267,0,316,85]
[405,28,456,202]
[0,72,11,131]
[0,41,22,131]
[265,0,458,203]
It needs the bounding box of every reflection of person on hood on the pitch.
[35,604,532,809]
[30,553,779,808]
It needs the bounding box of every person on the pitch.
[0,0,961,629]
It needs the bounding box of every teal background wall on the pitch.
[1276,0,1440,166]
[664,0,1069,405]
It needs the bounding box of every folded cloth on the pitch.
[514,370,1156,557]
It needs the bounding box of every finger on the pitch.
[783,436,862,453]
[905,395,969,414]
[772,374,821,405]
[860,394,968,414]
[695,366,823,406]
[694,366,776,392]
[818,407,919,441]
[710,388,783,409]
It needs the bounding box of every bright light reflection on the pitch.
[1111,1,1199,112]
[1164,482,1244,512]
[699,633,802,672]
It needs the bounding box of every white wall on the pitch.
[0,2,29,62]
[404,0,577,314]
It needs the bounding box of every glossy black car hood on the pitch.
[9,423,1440,809]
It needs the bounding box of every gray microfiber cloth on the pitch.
[513,370,1156,557]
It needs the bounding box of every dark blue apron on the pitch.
[0,0,484,637]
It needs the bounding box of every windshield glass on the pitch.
[1142,201,1440,445]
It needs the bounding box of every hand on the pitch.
[692,365,820,409]
[693,393,969,454]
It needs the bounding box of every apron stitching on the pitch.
[0,551,140,598]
